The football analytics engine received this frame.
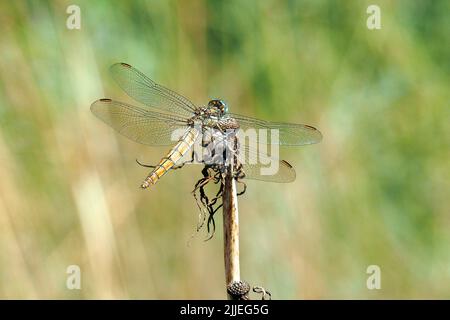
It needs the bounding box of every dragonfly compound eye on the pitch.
[220,100,229,113]
[208,99,228,114]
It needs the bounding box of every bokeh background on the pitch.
[0,0,449,299]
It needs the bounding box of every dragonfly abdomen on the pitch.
[141,127,199,188]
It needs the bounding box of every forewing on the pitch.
[109,63,197,116]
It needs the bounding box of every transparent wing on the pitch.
[238,145,296,183]
[109,62,197,116]
[228,113,322,146]
[90,99,191,146]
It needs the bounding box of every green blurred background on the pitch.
[0,0,449,299]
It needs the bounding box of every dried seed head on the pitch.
[227,280,250,299]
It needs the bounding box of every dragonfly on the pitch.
[90,63,322,189]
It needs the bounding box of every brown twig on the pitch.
[222,165,240,299]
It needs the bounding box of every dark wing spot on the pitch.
[281,160,293,168]
[120,62,132,68]
[304,125,317,130]
[99,98,112,102]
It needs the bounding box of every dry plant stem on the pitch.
[222,167,240,299]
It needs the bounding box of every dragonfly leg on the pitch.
[174,149,205,169]
[135,158,185,169]
[136,157,193,171]
[136,158,184,170]
[177,151,205,171]
[188,148,206,165]
[135,158,156,168]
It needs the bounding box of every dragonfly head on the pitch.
[207,99,228,116]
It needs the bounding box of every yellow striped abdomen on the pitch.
[141,127,199,188]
